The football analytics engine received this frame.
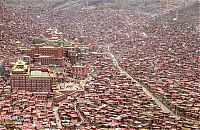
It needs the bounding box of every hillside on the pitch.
[3,0,198,14]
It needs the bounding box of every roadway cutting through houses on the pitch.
[107,46,199,123]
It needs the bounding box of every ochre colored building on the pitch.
[10,59,56,92]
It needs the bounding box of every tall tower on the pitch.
[69,51,77,65]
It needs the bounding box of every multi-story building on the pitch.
[68,50,77,65]
[34,56,64,67]
[22,56,31,64]
[70,64,88,79]
[23,44,64,67]
[15,41,22,48]
[10,59,56,92]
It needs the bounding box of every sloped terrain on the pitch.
[3,0,198,14]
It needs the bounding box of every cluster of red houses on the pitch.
[1,0,199,129]
[58,96,79,129]
[0,89,56,129]
[68,48,200,129]
[110,4,200,121]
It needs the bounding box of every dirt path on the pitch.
[107,46,177,116]
[53,106,62,129]
[107,46,199,124]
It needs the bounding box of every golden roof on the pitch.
[47,28,53,31]
[53,30,58,35]
[10,60,57,78]
[46,28,53,34]
[50,36,59,40]
[57,32,63,35]
[71,38,80,47]
[15,41,21,44]
[73,38,80,43]
[1,118,14,125]
[16,59,26,65]
[11,59,28,72]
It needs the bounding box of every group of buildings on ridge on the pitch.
[3,28,89,93]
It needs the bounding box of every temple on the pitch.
[22,44,65,67]
[10,59,56,92]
